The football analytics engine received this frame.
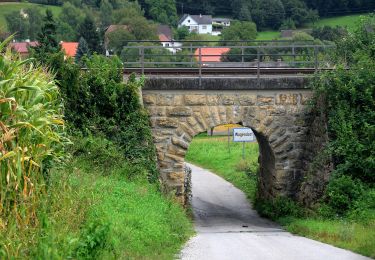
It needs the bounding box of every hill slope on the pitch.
[0,2,61,30]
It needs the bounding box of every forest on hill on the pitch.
[14,0,375,28]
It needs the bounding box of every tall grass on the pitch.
[0,37,66,228]
[1,136,194,259]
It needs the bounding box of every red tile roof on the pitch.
[158,33,171,42]
[61,42,78,57]
[194,47,230,62]
[10,41,38,54]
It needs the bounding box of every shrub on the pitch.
[255,196,302,220]
[313,15,375,184]
[75,220,111,259]
[348,189,375,223]
[236,159,259,180]
[51,54,159,182]
[325,175,364,216]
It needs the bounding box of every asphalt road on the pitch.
[179,163,370,260]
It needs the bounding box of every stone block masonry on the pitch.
[141,77,329,206]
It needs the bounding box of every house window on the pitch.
[188,20,190,23]
[166,43,169,47]
[202,25,207,30]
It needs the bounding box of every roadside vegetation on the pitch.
[185,16,375,258]
[0,15,193,258]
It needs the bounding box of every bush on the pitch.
[348,189,375,223]
[280,18,296,30]
[325,175,364,216]
[311,26,348,42]
[236,159,259,180]
[52,54,159,182]
[75,220,111,259]
[255,196,302,220]
[313,15,375,184]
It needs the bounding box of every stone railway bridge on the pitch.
[140,77,329,206]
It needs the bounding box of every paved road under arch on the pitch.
[179,163,369,260]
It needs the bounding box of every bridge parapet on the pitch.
[143,76,311,91]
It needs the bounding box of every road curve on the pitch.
[179,163,369,260]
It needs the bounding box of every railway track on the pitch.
[123,67,332,75]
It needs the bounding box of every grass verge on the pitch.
[280,217,375,258]
[0,136,193,259]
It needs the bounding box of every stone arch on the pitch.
[144,91,312,205]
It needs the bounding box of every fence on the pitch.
[119,40,335,83]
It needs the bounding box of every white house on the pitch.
[212,18,231,27]
[157,25,182,54]
[178,14,213,34]
[212,18,231,36]
[159,34,182,54]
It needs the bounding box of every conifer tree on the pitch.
[78,15,102,54]
[75,37,90,63]
[32,9,61,63]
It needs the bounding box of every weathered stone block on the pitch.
[157,151,165,161]
[172,137,189,149]
[180,123,196,138]
[239,95,257,105]
[207,95,220,105]
[168,145,186,157]
[257,95,275,106]
[153,135,170,143]
[210,106,221,126]
[200,107,215,128]
[242,106,257,119]
[194,112,208,130]
[157,94,174,106]
[218,106,227,123]
[143,94,157,105]
[220,94,236,105]
[147,106,166,117]
[270,106,287,116]
[165,153,184,162]
[168,107,192,117]
[156,118,179,128]
[276,94,299,105]
[173,95,184,106]
[169,172,185,182]
[184,94,207,105]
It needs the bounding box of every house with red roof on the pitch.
[194,47,230,64]
[10,41,38,57]
[60,42,78,59]
[9,41,78,59]
[157,25,182,54]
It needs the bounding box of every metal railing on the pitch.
[118,40,335,84]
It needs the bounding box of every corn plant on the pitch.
[0,37,66,228]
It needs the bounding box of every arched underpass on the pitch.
[141,77,330,206]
